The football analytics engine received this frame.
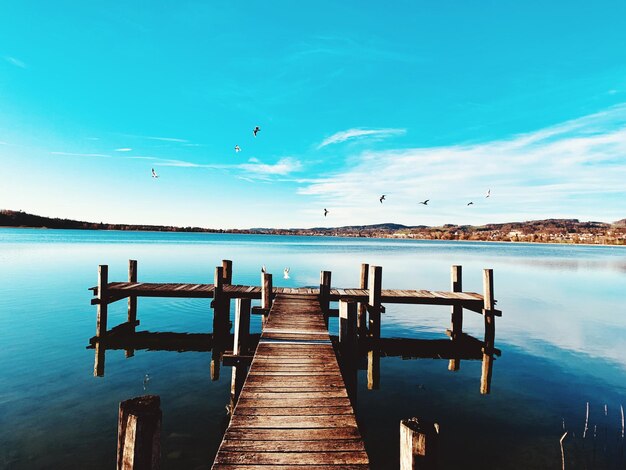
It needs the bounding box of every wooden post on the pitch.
[117,395,161,470]
[319,270,332,326]
[367,348,380,390]
[400,417,439,470]
[357,263,369,337]
[448,265,462,371]
[126,260,138,358]
[261,272,273,327]
[94,265,109,377]
[222,259,233,285]
[368,266,382,339]
[230,298,251,410]
[481,268,495,394]
[339,300,358,357]
[211,266,225,381]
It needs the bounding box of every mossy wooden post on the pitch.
[357,263,369,338]
[481,268,495,394]
[211,266,224,381]
[319,270,332,327]
[230,298,251,410]
[117,395,161,470]
[400,417,439,470]
[94,265,109,377]
[261,272,273,327]
[126,260,138,358]
[448,265,462,371]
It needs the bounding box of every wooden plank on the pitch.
[219,438,364,451]
[224,427,361,441]
[213,465,369,470]
[233,406,355,416]
[214,451,368,465]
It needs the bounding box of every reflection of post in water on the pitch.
[448,265,463,372]
[230,298,251,412]
[339,300,358,406]
[481,269,496,395]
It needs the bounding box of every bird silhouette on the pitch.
[324,208,329,217]
[261,265,266,273]
[151,168,159,178]
[380,195,386,203]
[234,145,241,153]
[419,199,429,205]
[253,126,261,137]
[143,373,150,391]
[283,267,290,279]
[486,189,491,198]
[467,201,474,206]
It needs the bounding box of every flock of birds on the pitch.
[149,125,493,218]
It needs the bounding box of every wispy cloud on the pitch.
[143,136,188,143]
[51,151,111,158]
[301,104,626,224]
[317,128,406,149]
[115,148,132,152]
[3,56,26,68]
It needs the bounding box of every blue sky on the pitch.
[1,1,626,228]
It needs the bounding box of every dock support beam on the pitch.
[448,265,462,371]
[481,268,495,394]
[94,264,109,377]
[400,417,439,470]
[319,270,332,327]
[126,260,138,358]
[230,298,251,411]
[211,266,226,381]
[357,263,369,338]
[261,272,273,328]
[117,395,161,470]
[367,265,382,390]
[339,300,358,406]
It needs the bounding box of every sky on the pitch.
[1,1,626,229]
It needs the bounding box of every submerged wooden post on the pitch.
[448,265,462,371]
[261,272,273,327]
[400,417,439,470]
[211,266,225,381]
[117,395,161,470]
[368,266,382,339]
[231,298,251,410]
[357,263,369,337]
[126,260,138,358]
[222,259,233,285]
[94,265,109,376]
[481,268,495,394]
[320,270,332,326]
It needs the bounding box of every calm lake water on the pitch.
[1,228,625,469]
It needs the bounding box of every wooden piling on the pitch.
[222,259,233,285]
[400,417,439,470]
[367,348,380,390]
[358,263,369,337]
[319,270,332,326]
[448,265,462,371]
[94,264,109,377]
[368,265,382,339]
[339,300,358,356]
[231,298,251,410]
[481,268,495,394]
[117,395,161,470]
[126,260,138,358]
[211,266,225,381]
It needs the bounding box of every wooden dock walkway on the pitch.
[212,293,369,469]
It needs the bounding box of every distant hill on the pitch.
[1,210,625,245]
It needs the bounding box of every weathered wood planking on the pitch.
[212,294,369,469]
[91,282,486,311]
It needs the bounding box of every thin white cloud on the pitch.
[115,148,132,152]
[0,141,7,145]
[144,136,188,143]
[301,104,626,224]
[238,157,302,177]
[3,56,26,68]
[51,151,111,158]
[317,128,405,149]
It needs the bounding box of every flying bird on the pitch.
[151,168,159,178]
[486,189,491,198]
[261,265,266,273]
[283,267,290,279]
[234,145,241,153]
[380,195,386,203]
[324,208,329,217]
[253,126,261,137]
[467,201,474,206]
[419,199,429,205]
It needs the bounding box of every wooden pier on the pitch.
[89,260,501,469]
